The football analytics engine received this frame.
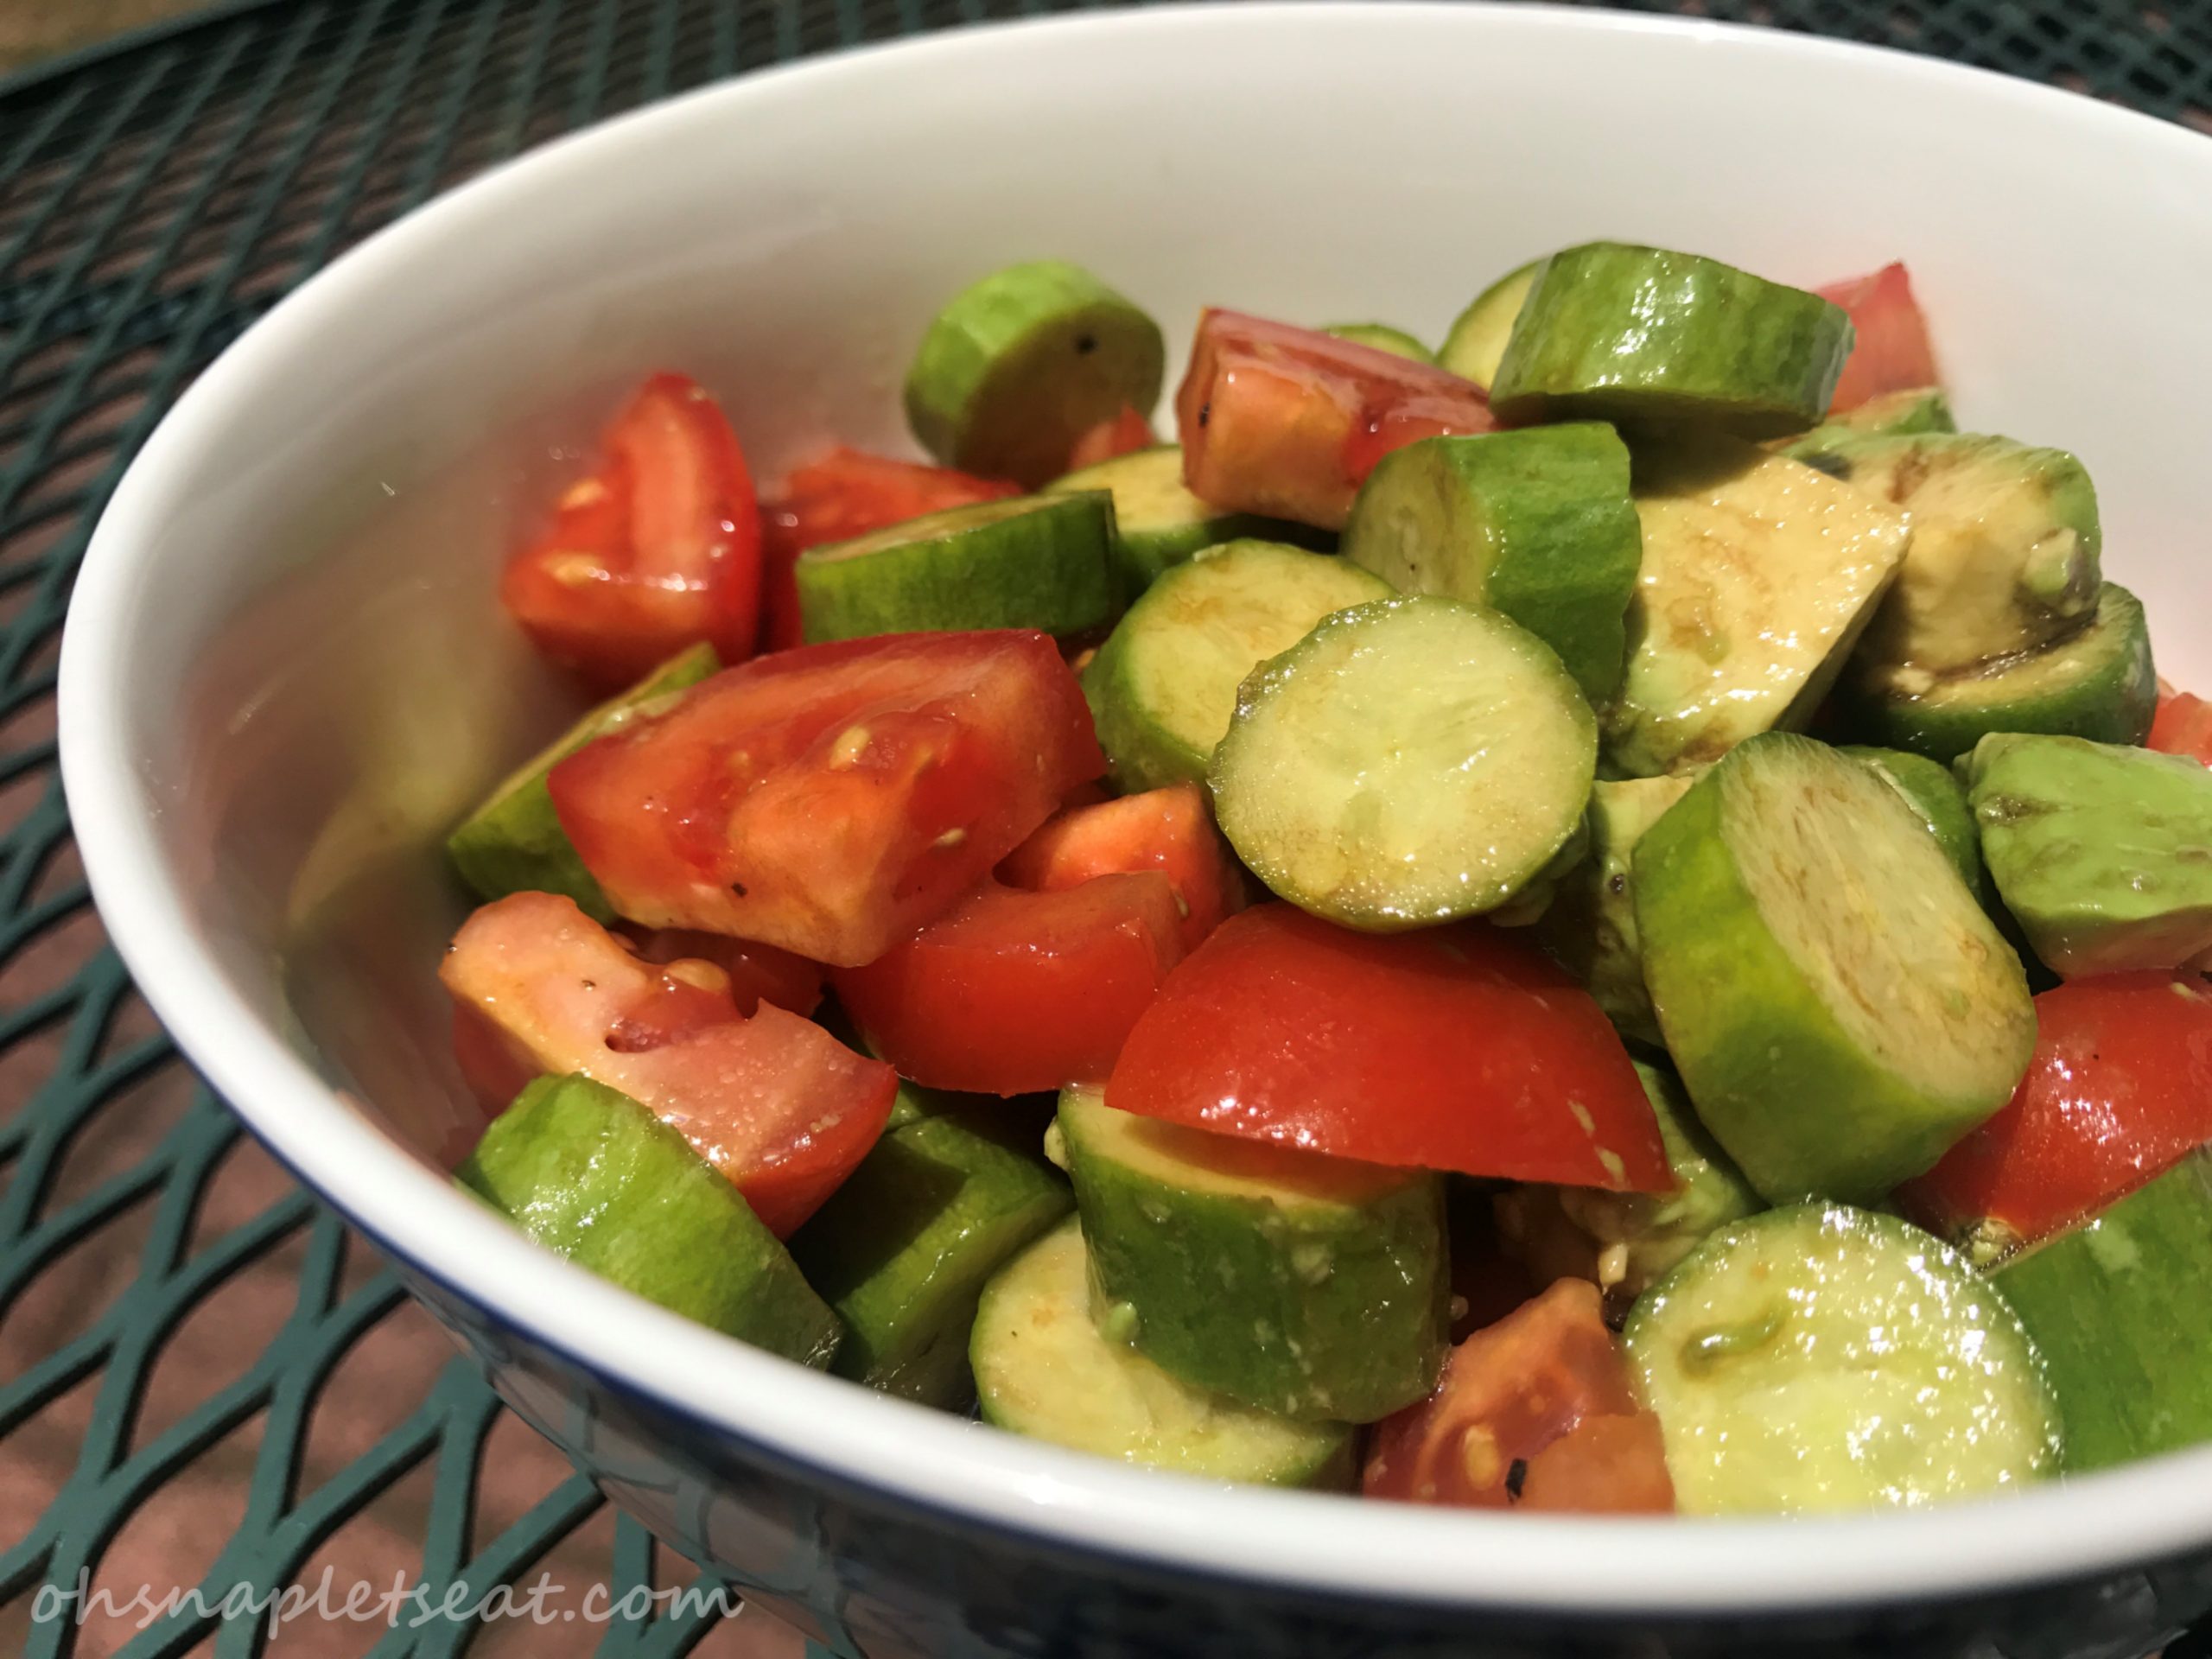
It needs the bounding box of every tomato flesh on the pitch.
[501,372,763,690]
[1814,263,1940,413]
[997,781,1238,954]
[622,926,823,1018]
[548,630,1103,966]
[832,875,1185,1096]
[1106,904,1669,1188]
[441,892,895,1236]
[1364,1279,1675,1513]
[2149,685,2212,766]
[1065,404,1157,471]
[1897,972,2212,1254]
[1174,309,1497,531]
[759,448,1021,652]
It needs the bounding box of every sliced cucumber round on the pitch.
[1627,1203,2060,1514]
[1437,259,1539,391]
[1320,322,1433,363]
[1995,1147,2212,1472]
[1838,745,1983,893]
[1058,1086,1448,1423]
[970,1218,1356,1487]
[1044,445,1314,596]
[1491,244,1852,438]
[1841,582,2157,764]
[1341,424,1641,704]
[903,260,1166,488]
[1080,538,1392,791]
[1780,385,1955,455]
[458,1074,842,1366]
[1633,731,2035,1204]
[1211,597,1596,928]
[795,491,1116,644]
[1533,773,1695,1046]
[447,643,718,921]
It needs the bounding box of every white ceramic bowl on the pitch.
[59,7,2212,1654]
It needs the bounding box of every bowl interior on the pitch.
[62,0,2212,1610]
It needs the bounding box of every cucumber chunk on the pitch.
[795,491,1116,643]
[971,1218,1356,1486]
[1212,597,1597,929]
[1437,259,1540,392]
[1534,774,1695,1046]
[1635,732,2035,1203]
[1080,538,1391,791]
[1627,1204,2060,1514]
[1841,582,2158,764]
[1058,1086,1448,1423]
[1995,1147,2212,1471]
[903,260,1166,488]
[1839,745,1983,892]
[1320,322,1434,363]
[446,644,717,920]
[1491,244,1853,438]
[789,1084,1071,1406]
[458,1074,842,1365]
[1964,733,2212,977]
[1822,433,2102,674]
[1607,436,1910,778]
[1044,445,1313,595]
[1781,385,1955,454]
[1341,424,1642,704]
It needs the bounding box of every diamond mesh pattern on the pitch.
[1,2,2206,1655]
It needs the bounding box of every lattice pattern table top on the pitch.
[3,2,2208,1654]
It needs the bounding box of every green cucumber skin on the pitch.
[1634,734,2032,1204]
[902,260,1166,488]
[1046,446,1322,597]
[1841,582,2158,765]
[1996,1150,2212,1472]
[1343,425,1641,704]
[789,1088,1071,1407]
[446,644,719,920]
[797,492,1117,644]
[1782,386,1955,455]
[1321,322,1434,363]
[1534,775,1695,1046]
[1839,745,1984,893]
[1491,245,1853,438]
[1438,260,1541,392]
[1060,1095,1449,1423]
[458,1075,842,1366]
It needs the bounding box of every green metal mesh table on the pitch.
[3,1,2209,1654]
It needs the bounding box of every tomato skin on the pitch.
[1106,904,1669,1189]
[1174,309,1497,531]
[623,927,823,1018]
[831,875,1185,1096]
[1364,1279,1675,1514]
[759,448,1022,652]
[997,781,1239,953]
[1065,404,1157,471]
[502,373,763,691]
[549,630,1103,966]
[1897,972,2212,1254]
[442,892,894,1236]
[1814,263,1940,413]
[2149,685,2212,766]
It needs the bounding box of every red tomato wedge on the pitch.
[1814,263,1939,413]
[548,630,1103,966]
[759,448,1022,651]
[831,875,1185,1096]
[442,893,895,1236]
[1897,973,2212,1256]
[2149,683,2212,766]
[623,926,823,1018]
[1065,404,1157,471]
[997,781,1239,954]
[1174,309,1497,531]
[1106,904,1669,1188]
[502,373,764,690]
[1364,1279,1675,1514]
